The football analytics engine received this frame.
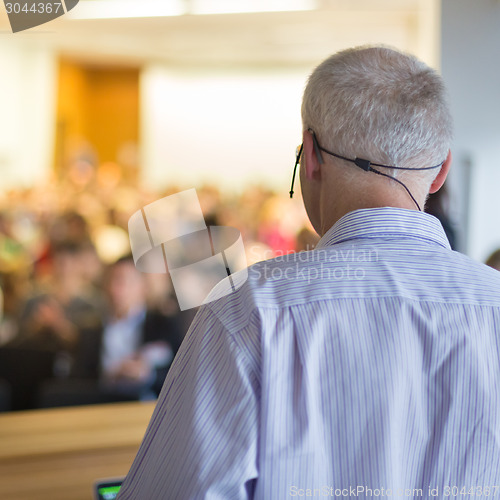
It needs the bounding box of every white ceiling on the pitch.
[0,0,439,69]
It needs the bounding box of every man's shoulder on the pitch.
[206,244,500,327]
[201,251,315,330]
[204,247,375,327]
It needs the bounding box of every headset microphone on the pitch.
[290,129,444,212]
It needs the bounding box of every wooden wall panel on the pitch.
[0,401,155,500]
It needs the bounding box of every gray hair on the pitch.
[301,46,453,186]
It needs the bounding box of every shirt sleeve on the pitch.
[117,304,260,499]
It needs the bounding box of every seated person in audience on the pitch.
[12,240,102,375]
[2,240,102,409]
[77,255,183,399]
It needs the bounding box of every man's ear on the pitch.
[302,130,322,181]
[429,150,452,194]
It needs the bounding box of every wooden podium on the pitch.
[0,401,155,500]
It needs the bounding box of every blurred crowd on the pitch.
[0,158,316,411]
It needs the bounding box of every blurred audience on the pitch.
[0,161,313,411]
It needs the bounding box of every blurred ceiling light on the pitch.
[67,0,186,20]
[67,0,317,20]
[190,0,318,15]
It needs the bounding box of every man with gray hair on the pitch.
[118,46,500,499]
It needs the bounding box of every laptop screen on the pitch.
[94,478,123,500]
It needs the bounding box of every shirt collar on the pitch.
[316,207,451,250]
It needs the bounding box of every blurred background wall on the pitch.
[0,42,57,186]
[441,0,500,261]
[0,0,440,186]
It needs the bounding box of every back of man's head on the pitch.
[301,46,453,188]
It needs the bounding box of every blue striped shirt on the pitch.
[118,207,500,500]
